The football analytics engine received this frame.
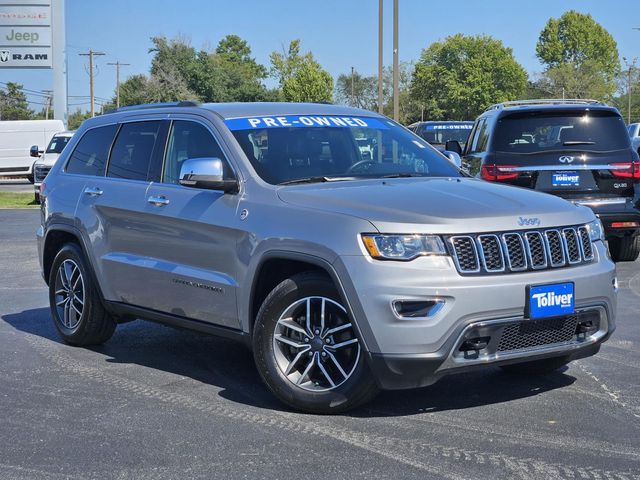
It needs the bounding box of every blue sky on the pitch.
[3,0,640,112]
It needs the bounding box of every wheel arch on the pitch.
[247,251,371,352]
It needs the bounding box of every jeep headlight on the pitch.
[361,234,446,260]
[587,218,605,242]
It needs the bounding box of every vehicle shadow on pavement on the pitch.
[3,308,577,417]
[353,368,576,418]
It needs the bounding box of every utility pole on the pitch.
[623,57,637,124]
[42,90,53,120]
[79,49,106,117]
[392,0,399,121]
[107,61,130,109]
[350,66,355,106]
[377,0,384,114]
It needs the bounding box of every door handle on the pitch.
[147,195,170,206]
[83,186,103,197]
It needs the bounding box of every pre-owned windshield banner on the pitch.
[224,115,390,131]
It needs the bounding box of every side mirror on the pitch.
[445,140,462,155]
[30,145,41,158]
[443,150,462,168]
[179,157,238,193]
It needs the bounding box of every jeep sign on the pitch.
[0,1,52,68]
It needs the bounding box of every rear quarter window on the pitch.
[65,124,117,176]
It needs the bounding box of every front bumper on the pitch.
[368,307,612,390]
[334,240,616,389]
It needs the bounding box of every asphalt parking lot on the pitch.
[0,208,639,480]
[0,179,33,193]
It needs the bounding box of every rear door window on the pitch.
[107,121,163,181]
[65,125,117,176]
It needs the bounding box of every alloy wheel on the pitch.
[53,259,85,330]
[272,296,360,392]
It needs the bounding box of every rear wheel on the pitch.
[608,236,640,262]
[49,243,116,346]
[500,356,569,375]
[253,272,378,413]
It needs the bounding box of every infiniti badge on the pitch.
[559,155,575,163]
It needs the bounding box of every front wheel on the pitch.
[608,236,640,262]
[253,272,378,413]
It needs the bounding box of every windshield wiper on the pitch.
[382,173,423,178]
[278,176,357,186]
[563,141,596,146]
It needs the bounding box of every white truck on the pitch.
[0,120,65,182]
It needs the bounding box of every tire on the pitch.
[48,243,116,346]
[500,356,569,375]
[608,236,640,262]
[34,192,40,205]
[253,271,378,414]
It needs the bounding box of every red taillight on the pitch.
[480,164,519,181]
[609,162,640,179]
[611,221,640,228]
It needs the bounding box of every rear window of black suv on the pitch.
[493,110,629,154]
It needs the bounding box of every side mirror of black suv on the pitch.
[445,140,462,155]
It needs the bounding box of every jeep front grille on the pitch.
[448,225,594,275]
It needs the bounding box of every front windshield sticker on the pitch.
[224,115,389,131]
[424,124,473,130]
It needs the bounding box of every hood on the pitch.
[277,177,594,234]
[36,152,60,167]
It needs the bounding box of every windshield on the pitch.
[46,135,71,154]
[418,123,473,147]
[493,111,629,153]
[228,115,460,184]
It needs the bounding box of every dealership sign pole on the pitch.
[0,0,67,125]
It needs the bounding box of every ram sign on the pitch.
[0,1,52,68]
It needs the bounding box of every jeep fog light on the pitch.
[361,234,446,260]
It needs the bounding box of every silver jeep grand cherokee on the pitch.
[37,102,616,413]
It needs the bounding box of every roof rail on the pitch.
[106,101,200,114]
[484,98,603,112]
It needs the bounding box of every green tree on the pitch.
[0,82,34,120]
[67,109,91,130]
[535,11,619,100]
[115,35,272,106]
[270,40,333,103]
[335,70,377,110]
[410,34,527,120]
[192,35,270,102]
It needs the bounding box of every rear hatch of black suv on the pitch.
[481,108,638,202]
[479,105,640,261]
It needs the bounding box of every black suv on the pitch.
[447,100,640,262]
